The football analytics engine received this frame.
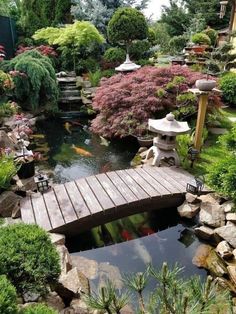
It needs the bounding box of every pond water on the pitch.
[33,118,138,183]
[33,117,206,299]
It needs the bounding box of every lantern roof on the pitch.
[148,113,191,136]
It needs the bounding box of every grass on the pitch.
[221,107,236,118]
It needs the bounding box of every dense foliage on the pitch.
[0,155,18,189]
[104,47,126,63]
[0,70,14,96]
[91,66,220,138]
[71,0,149,33]
[191,32,211,46]
[0,224,60,295]
[0,101,18,118]
[220,73,236,106]
[203,27,218,46]
[33,21,104,71]
[22,304,57,314]
[3,50,58,111]
[0,275,18,314]
[20,0,72,37]
[108,7,148,46]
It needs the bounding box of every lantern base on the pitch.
[145,146,180,167]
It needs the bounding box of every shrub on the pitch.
[0,70,14,96]
[91,66,220,138]
[129,40,151,60]
[16,45,57,58]
[0,155,18,189]
[22,304,57,314]
[219,125,236,151]
[77,57,99,74]
[88,69,102,87]
[207,154,236,201]
[191,32,211,45]
[6,50,58,111]
[203,27,218,46]
[169,35,188,54]
[219,72,236,106]
[0,224,60,295]
[104,47,126,63]
[108,7,148,46]
[0,101,18,118]
[0,275,18,314]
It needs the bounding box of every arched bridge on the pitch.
[20,166,206,236]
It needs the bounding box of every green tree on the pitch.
[20,0,72,37]
[108,7,148,55]
[33,21,104,71]
[0,0,20,17]
[151,22,171,53]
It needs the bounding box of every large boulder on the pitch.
[199,193,225,205]
[71,255,98,280]
[50,233,66,246]
[214,225,236,248]
[44,291,65,312]
[70,299,90,314]
[194,226,215,241]
[226,213,236,223]
[199,202,225,228]
[0,191,22,218]
[57,267,90,300]
[177,201,200,219]
[185,193,201,204]
[221,201,235,213]
[216,241,233,260]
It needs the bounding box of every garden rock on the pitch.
[45,291,65,311]
[216,241,233,259]
[192,244,213,268]
[71,255,98,280]
[0,130,15,149]
[199,202,225,228]
[226,213,236,223]
[177,201,200,219]
[60,308,75,314]
[185,193,201,204]
[214,225,236,248]
[199,193,225,205]
[50,233,66,246]
[56,245,73,276]
[222,201,235,213]
[194,226,215,240]
[70,299,90,314]
[138,147,148,153]
[0,191,22,218]
[23,291,40,303]
[227,266,236,286]
[214,277,236,294]
[57,267,90,300]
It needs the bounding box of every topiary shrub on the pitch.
[6,50,58,111]
[22,304,57,314]
[91,66,220,138]
[129,40,151,61]
[207,154,236,201]
[104,47,126,63]
[191,32,211,46]
[0,224,60,296]
[219,72,236,107]
[108,7,148,54]
[203,27,218,46]
[169,35,188,54]
[0,275,18,314]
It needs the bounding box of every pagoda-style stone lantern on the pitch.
[145,113,190,167]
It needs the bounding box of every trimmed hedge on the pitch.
[0,275,18,314]
[0,224,60,295]
[219,72,236,107]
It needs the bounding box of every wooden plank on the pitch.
[135,168,169,195]
[164,167,190,188]
[125,168,157,197]
[30,193,51,230]
[86,176,115,210]
[116,170,149,200]
[20,197,36,224]
[96,173,126,207]
[64,181,91,219]
[75,178,103,214]
[43,189,65,229]
[156,167,185,191]
[106,171,138,203]
[143,166,180,194]
[54,184,77,223]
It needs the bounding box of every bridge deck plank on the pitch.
[96,173,126,207]
[86,176,115,210]
[75,178,103,214]
[20,197,35,224]
[106,171,138,203]
[54,184,78,223]
[116,170,149,200]
[64,181,91,219]
[125,169,157,197]
[156,168,185,192]
[31,193,51,230]
[43,189,65,229]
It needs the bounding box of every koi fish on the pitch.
[71,144,93,157]
[64,122,72,134]
[121,230,134,241]
[100,136,110,147]
[138,226,156,236]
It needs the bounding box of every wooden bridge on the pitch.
[20,166,203,236]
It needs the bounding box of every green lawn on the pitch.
[221,107,236,118]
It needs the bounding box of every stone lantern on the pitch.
[145,113,190,167]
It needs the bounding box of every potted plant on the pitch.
[191,32,211,54]
[15,144,35,179]
[136,125,154,147]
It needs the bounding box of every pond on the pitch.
[33,117,138,183]
[33,117,206,300]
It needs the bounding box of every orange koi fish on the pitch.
[71,144,93,157]
[64,122,72,134]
